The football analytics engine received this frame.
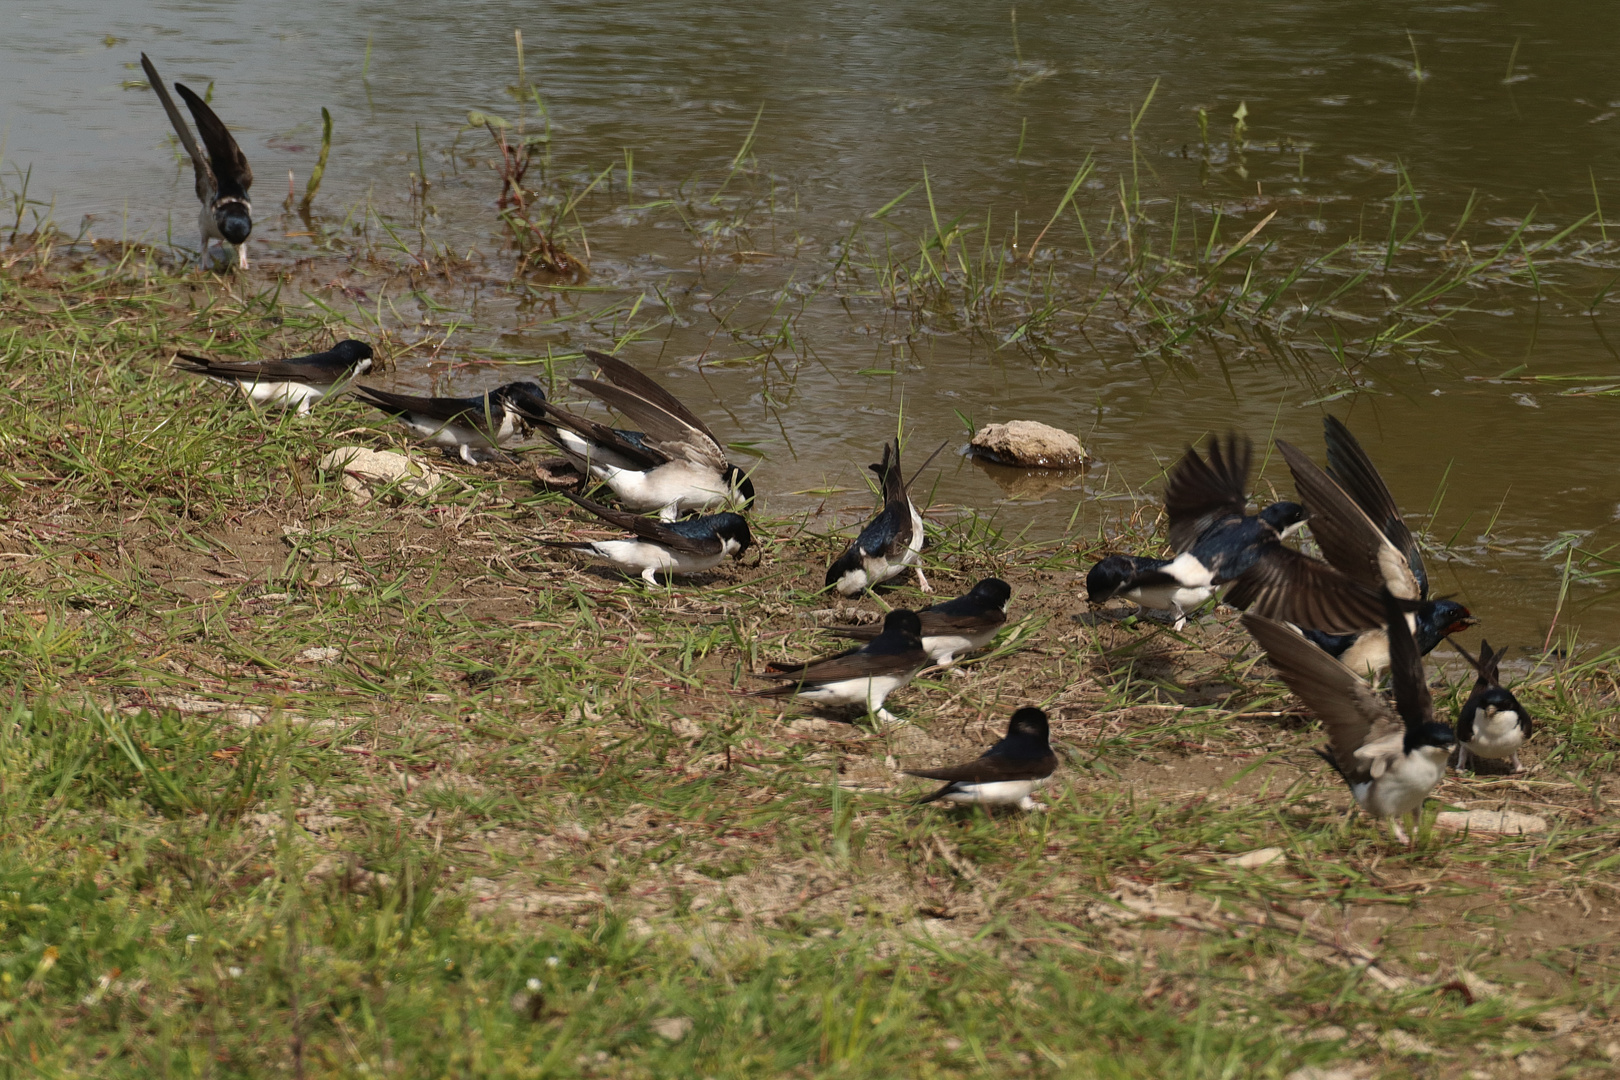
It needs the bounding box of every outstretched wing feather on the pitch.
[573,378,728,472]
[1163,433,1253,552]
[1278,439,1421,599]
[1223,546,1388,633]
[174,82,252,197]
[1242,612,1401,781]
[141,55,211,199]
[1323,416,1428,597]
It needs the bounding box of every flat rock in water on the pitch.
[1434,809,1548,835]
[318,446,446,503]
[970,421,1087,469]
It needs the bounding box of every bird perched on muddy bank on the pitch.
[141,54,253,270]
[352,381,549,465]
[1274,418,1474,677]
[906,706,1057,811]
[514,350,753,520]
[537,492,752,586]
[1088,432,1388,633]
[824,577,1010,665]
[173,339,373,414]
[752,609,928,726]
[1243,590,1457,846]
[1453,639,1531,773]
[825,440,938,596]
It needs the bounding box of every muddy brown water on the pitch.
[7,2,1620,649]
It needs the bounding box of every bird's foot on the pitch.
[947,667,971,680]
[915,566,932,593]
[874,707,903,726]
[1017,796,1048,813]
[238,243,249,271]
[1509,753,1526,774]
[1390,819,1412,846]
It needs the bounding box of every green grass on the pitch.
[1,237,1619,1078]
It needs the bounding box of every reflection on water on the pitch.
[6,1,1620,647]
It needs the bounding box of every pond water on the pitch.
[6,0,1620,653]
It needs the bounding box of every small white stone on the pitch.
[317,446,447,503]
[1224,847,1286,869]
[1434,810,1548,835]
[527,977,542,991]
[298,646,342,663]
[651,1016,693,1041]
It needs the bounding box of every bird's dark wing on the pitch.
[1451,639,1492,696]
[1164,433,1253,552]
[1242,613,1402,782]
[855,500,912,560]
[533,400,665,469]
[906,750,1057,784]
[762,643,927,686]
[876,440,907,503]
[142,55,211,201]
[354,385,499,427]
[766,643,863,676]
[1223,546,1388,633]
[559,493,718,556]
[173,353,351,384]
[916,607,1007,635]
[174,83,252,198]
[1277,439,1422,599]
[836,605,1004,642]
[1383,586,1436,735]
[584,351,722,446]
[1323,416,1427,597]
[573,378,728,473]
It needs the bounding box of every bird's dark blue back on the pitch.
[1189,515,1276,581]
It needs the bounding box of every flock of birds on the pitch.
[144,55,1531,841]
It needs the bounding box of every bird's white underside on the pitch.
[580,538,736,585]
[591,460,737,521]
[935,776,1049,810]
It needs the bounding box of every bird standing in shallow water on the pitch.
[141,54,254,270]
[906,707,1058,812]
[1243,590,1458,846]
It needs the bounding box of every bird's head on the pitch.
[1259,500,1307,538]
[711,513,755,557]
[216,198,252,245]
[969,578,1013,610]
[494,381,549,421]
[1084,555,1137,603]
[1006,707,1049,741]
